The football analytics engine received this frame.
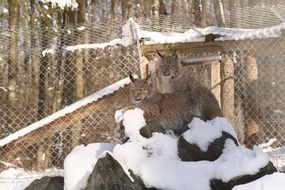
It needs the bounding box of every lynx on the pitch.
[129,74,196,134]
[129,74,223,134]
[155,51,198,94]
[154,51,223,119]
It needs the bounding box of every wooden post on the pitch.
[244,54,260,146]
[245,55,258,82]
[140,56,149,79]
[221,55,234,119]
[211,60,221,107]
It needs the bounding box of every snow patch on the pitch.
[183,117,237,152]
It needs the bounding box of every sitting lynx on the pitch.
[154,51,223,119]
[155,51,199,94]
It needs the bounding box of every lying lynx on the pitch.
[128,73,222,135]
[129,74,196,134]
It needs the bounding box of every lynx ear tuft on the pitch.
[156,49,162,58]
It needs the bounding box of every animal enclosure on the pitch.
[1,15,285,174]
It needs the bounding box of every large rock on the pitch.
[178,131,239,161]
[139,122,188,138]
[24,176,64,190]
[210,161,277,190]
[85,152,158,190]
[139,122,165,138]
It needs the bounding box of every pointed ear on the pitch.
[129,72,136,82]
[156,49,162,58]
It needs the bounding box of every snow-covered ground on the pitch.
[2,108,285,190]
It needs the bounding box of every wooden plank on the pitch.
[0,88,127,159]
[141,37,281,57]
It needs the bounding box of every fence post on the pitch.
[221,55,235,130]
[244,54,260,146]
[211,60,221,106]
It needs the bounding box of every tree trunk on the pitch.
[121,0,131,21]
[37,4,53,119]
[30,0,40,112]
[91,0,96,23]
[72,0,87,147]
[152,0,160,17]
[8,0,19,110]
[213,0,225,27]
[229,0,241,28]
[22,1,33,113]
[135,0,144,17]
[201,0,207,27]
[111,0,116,19]
[159,0,167,15]
[182,0,189,18]
[171,0,176,15]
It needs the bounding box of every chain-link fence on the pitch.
[1,14,285,174]
[0,21,140,171]
[134,15,285,172]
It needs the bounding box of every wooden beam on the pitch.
[141,37,280,57]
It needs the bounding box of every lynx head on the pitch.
[129,73,154,104]
[156,50,182,79]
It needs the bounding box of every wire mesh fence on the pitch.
[0,21,140,171]
[218,2,285,28]
[0,14,285,174]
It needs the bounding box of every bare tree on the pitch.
[72,0,88,147]
[7,0,19,110]
[171,0,176,15]
[111,0,116,19]
[201,0,207,27]
[121,0,131,21]
[213,0,225,27]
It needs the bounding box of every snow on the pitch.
[64,143,116,190]
[215,141,269,182]
[65,19,137,51]
[65,18,285,53]
[66,39,123,52]
[111,109,271,189]
[0,77,131,147]
[1,108,285,190]
[183,117,237,152]
[134,22,285,44]
[40,0,78,10]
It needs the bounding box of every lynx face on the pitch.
[157,52,180,79]
[129,76,153,104]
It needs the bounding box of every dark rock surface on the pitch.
[85,152,158,190]
[178,131,239,161]
[140,122,165,138]
[24,176,64,190]
[210,161,277,190]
